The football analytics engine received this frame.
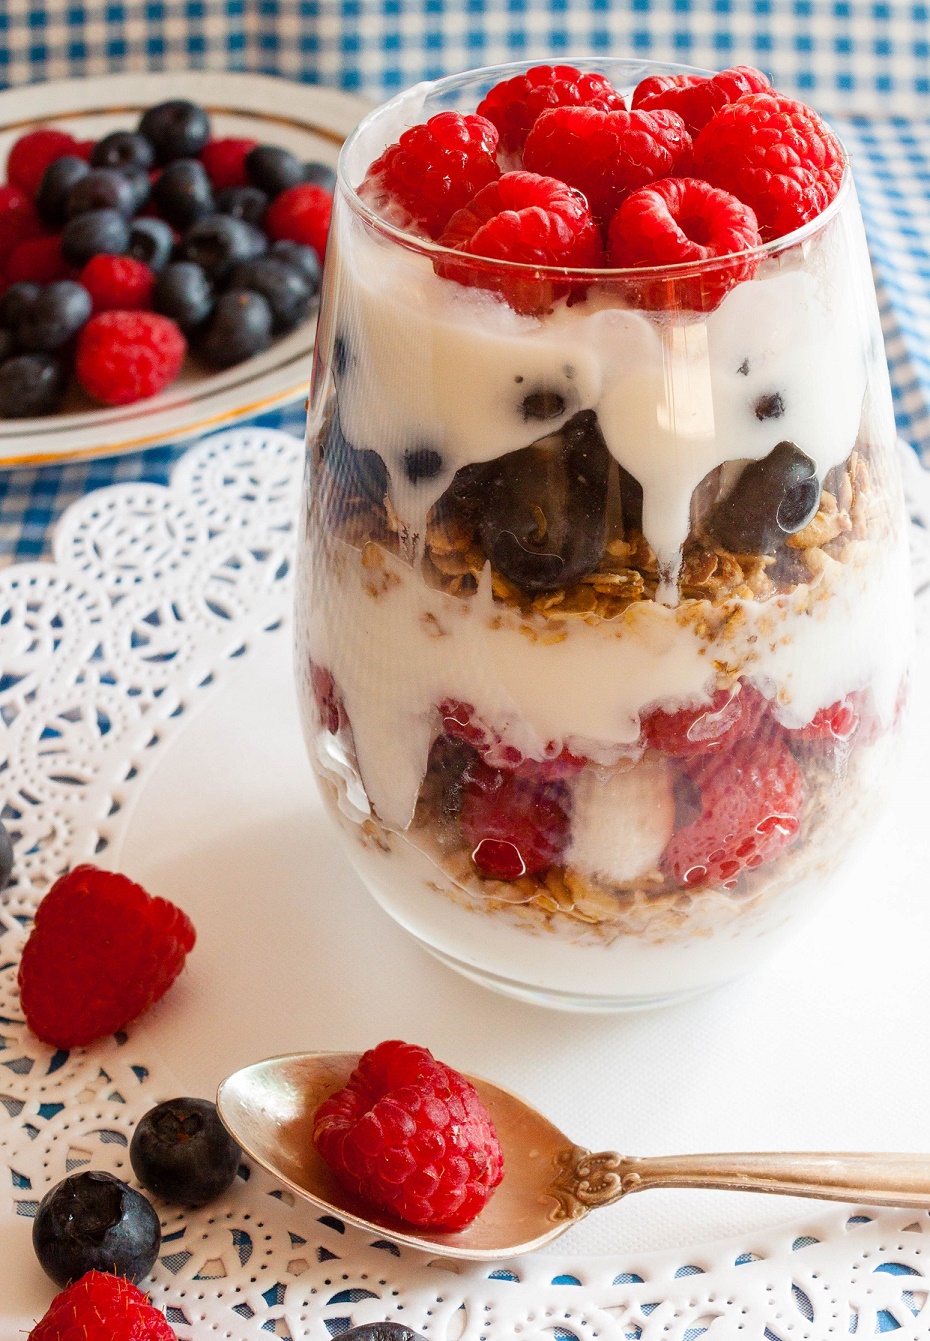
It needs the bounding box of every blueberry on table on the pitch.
[152,261,215,333]
[90,129,155,173]
[0,354,67,418]
[151,158,214,229]
[706,440,821,553]
[36,156,90,227]
[270,239,322,292]
[66,167,138,220]
[303,160,337,193]
[229,255,313,332]
[127,217,175,272]
[130,1097,242,1206]
[32,1170,161,1288]
[180,214,267,281]
[0,280,41,328]
[15,281,92,352]
[138,99,211,163]
[246,144,307,197]
[61,208,131,267]
[197,289,273,368]
[0,819,12,889]
[216,184,269,228]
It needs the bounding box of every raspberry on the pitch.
[75,311,186,406]
[663,735,803,889]
[29,1271,175,1341]
[795,696,860,741]
[200,136,258,191]
[476,64,625,157]
[18,864,196,1047]
[631,65,771,135]
[7,128,79,195]
[693,93,845,240]
[7,235,68,285]
[459,763,571,880]
[80,255,156,312]
[313,1039,504,1230]
[0,184,44,254]
[523,106,692,222]
[359,112,500,241]
[641,683,768,757]
[439,699,583,778]
[265,181,332,257]
[311,662,350,736]
[607,177,761,311]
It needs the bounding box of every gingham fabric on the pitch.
[0,1,928,562]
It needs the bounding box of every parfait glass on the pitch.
[295,59,912,1010]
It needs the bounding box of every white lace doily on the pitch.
[2,426,930,1340]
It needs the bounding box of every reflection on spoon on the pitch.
[217,1051,930,1261]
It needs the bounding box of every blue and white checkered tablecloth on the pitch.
[0,1,928,563]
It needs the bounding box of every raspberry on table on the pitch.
[663,734,804,889]
[80,254,156,312]
[75,311,187,406]
[200,136,259,191]
[7,236,68,286]
[631,65,771,135]
[358,111,500,241]
[607,177,761,310]
[313,1039,504,1230]
[7,127,79,195]
[693,92,845,240]
[17,863,196,1046]
[459,761,572,880]
[641,683,769,758]
[476,63,625,157]
[265,181,332,256]
[29,1270,176,1341]
[523,106,692,223]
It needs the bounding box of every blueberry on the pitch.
[0,818,12,889]
[180,214,266,281]
[246,144,306,197]
[318,404,388,513]
[139,99,210,163]
[216,185,269,229]
[403,447,443,484]
[15,282,92,352]
[0,354,67,417]
[228,256,313,333]
[338,1325,427,1341]
[521,389,567,421]
[303,160,337,193]
[32,1170,161,1288]
[197,290,273,368]
[90,129,155,172]
[151,158,214,229]
[66,167,138,220]
[153,261,215,332]
[128,217,175,272]
[0,330,13,361]
[706,440,821,554]
[270,240,321,293]
[754,391,785,420]
[130,1097,242,1207]
[61,208,130,267]
[121,164,152,213]
[36,156,90,227]
[0,281,41,328]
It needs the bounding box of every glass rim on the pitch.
[337,56,852,285]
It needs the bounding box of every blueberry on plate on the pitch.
[229,255,313,333]
[197,290,273,369]
[139,99,210,163]
[303,160,337,193]
[0,281,41,328]
[121,164,152,213]
[91,129,155,172]
[0,818,12,889]
[152,261,215,333]
[0,354,67,418]
[270,239,321,293]
[130,1097,242,1207]
[246,144,306,196]
[15,281,92,352]
[35,156,90,227]
[179,215,267,281]
[338,1325,428,1341]
[61,208,131,267]
[32,1170,161,1288]
[151,158,214,229]
[66,167,138,220]
[215,185,269,229]
[127,217,175,272]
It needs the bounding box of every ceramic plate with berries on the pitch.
[0,71,369,466]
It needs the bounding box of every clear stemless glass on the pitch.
[295,59,913,1010]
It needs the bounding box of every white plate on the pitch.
[0,72,369,467]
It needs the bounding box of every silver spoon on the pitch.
[217,1051,930,1261]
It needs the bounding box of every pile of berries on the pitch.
[359,63,844,313]
[0,100,334,416]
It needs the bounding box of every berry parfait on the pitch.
[295,59,913,1010]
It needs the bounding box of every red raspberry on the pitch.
[693,93,845,240]
[29,1271,176,1341]
[265,181,332,257]
[663,735,803,889]
[75,311,186,406]
[200,136,258,191]
[476,63,625,157]
[313,1039,504,1230]
[641,683,769,758]
[439,699,583,778]
[523,106,692,222]
[607,177,761,310]
[795,696,860,741]
[18,864,196,1048]
[459,763,571,880]
[311,662,349,736]
[73,139,96,161]
[359,111,500,240]
[80,255,156,312]
[631,65,771,135]
[7,235,68,285]
[7,127,78,195]
[0,184,44,254]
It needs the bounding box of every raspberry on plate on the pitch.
[663,735,804,889]
[7,127,79,195]
[607,177,761,310]
[523,106,692,222]
[631,65,771,135]
[693,92,845,240]
[29,1270,175,1341]
[7,235,68,286]
[75,311,186,406]
[265,181,332,256]
[200,136,259,191]
[358,111,500,241]
[80,254,156,312]
[313,1039,504,1230]
[476,63,625,157]
[459,762,571,880]
[0,184,44,255]
[18,863,196,1048]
